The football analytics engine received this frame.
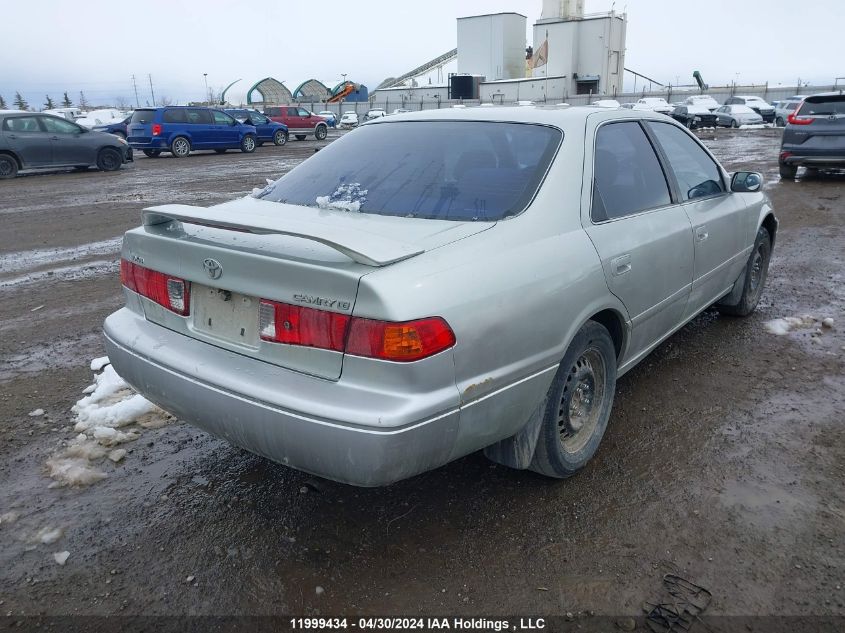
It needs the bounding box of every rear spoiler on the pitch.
[142,201,424,267]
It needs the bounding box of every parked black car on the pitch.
[0,112,132,178]
[670,105,718,129]
[779,93,845,178]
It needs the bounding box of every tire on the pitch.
[717,226,771,317]
[730,119,739,129]
[779,162,797,179]
[214,149,227,154]
[775,116,785,127]
[0,154,18,179]
[273,130,287,146]
[240,134,256,153]
[685,118,694,129]
[143,149,161,158]
[295,134,307,141]
[170,136,191,158]
[530,321,617,479]
[314,124,328,141]
[96,147,122,172]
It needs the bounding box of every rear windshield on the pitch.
[798,95,845,116]
[257,121,562,221]
[130,109,156,124]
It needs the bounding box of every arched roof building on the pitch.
[246,77,293,105]
[292,79,331,102]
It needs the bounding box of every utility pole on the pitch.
[148,74,156,107]
[131,75,140,108]
[203,73,209,105]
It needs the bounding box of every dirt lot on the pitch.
[0,128,843,627]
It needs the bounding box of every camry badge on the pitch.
[203,258,223,280]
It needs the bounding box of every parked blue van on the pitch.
[127,106,258,157]
[224,109,289,146]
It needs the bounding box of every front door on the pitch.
[2,115,53,167]
[582,119,694,363]
[40,116,92,165]
[645,121,746,316]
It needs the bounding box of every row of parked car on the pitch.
[591,94,805,130]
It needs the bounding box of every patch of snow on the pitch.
[764,315,818,335]
[53,551,70,566]
[72,365,159,432]
[108,449,127,463]
[250,178,277,198]
[36,526,64,544]
[0,511,20,525]
[90,356,110,371]
[316,183,367,212]
[28,409,45,417]
[822,317,834,328]
[92,426,139,446]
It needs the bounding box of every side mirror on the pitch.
[731,172,763,193]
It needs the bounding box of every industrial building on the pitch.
[372,0,628,104]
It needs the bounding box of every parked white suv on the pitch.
[635,98,673,114]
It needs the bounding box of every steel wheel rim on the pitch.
[749,246,764,293]
[244,137,254,151]
[558,348,606,453]
[174,139,188,155]
[275,131,284,144]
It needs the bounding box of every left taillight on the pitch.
[151,123,162,136]
[120,259,190,316]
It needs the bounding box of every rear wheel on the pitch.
[530,321,617,479]
[96,147,122,172]
[142,149,161,158]
[775,116,785,127]
[315,124,328,141]
[170,136,191,158]
[717,226,771,317]
[730,119,739,128]
[295,134,307,141]
[240,134,256,153]
[273,130,287,146]
[0,154,18,179]
[779,162,797,179]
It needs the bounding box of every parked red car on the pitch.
[264,106,329,141]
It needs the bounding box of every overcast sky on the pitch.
[1,0,841,108]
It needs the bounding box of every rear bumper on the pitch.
[128,138,169,150]
[781,152,845,167]
[103,308,460,486]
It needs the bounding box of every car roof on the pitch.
[365,105,673,129]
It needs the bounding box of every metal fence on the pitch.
[290,83,840,116]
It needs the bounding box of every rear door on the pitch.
[210,110,239,146]
[1,115,53,166]
[583,119,694,359]
[127,109,156,143]
[185,108,214,147]
[40,116,92,165]
[645,120,746,316]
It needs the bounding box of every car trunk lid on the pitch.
[122,196,493,379]
[786,95,845,152]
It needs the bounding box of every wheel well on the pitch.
[762,213,778,248]
[589,309,625,360]
[0,150,22,169]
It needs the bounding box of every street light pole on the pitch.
[203,73,209,105]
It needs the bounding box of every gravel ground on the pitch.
[0,127,843,627]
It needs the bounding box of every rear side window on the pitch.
[591,121,671,222]
[797,95,845,116]
[186,109,213,124]
[163,109,186,123]
[2,116,42,132]
[259,121,562,221]
[647,122,725,201]
[130,110,156,124]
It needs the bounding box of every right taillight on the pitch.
[120,259,189,315]
[151,123,162,136]
[258,298,455,362]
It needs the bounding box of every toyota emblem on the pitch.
[203,258,223,280]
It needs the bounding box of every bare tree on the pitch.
[78,91,90,109]
[158,95,173,106]
[114,95,129,110]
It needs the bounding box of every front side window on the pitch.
[297,108,311,117]
[41,117,81,134]
[591,121,671,222]
[2,116,42,133]
[258,121,562,221]
[647,122,725,201]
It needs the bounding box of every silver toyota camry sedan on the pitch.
[105,106,777,486]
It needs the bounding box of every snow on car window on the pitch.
[258,121,562,221]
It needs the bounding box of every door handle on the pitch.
[696,227,709,242]
[611,254,632,276]
[8,134,17,139]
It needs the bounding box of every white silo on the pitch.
[541,0,584,20]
